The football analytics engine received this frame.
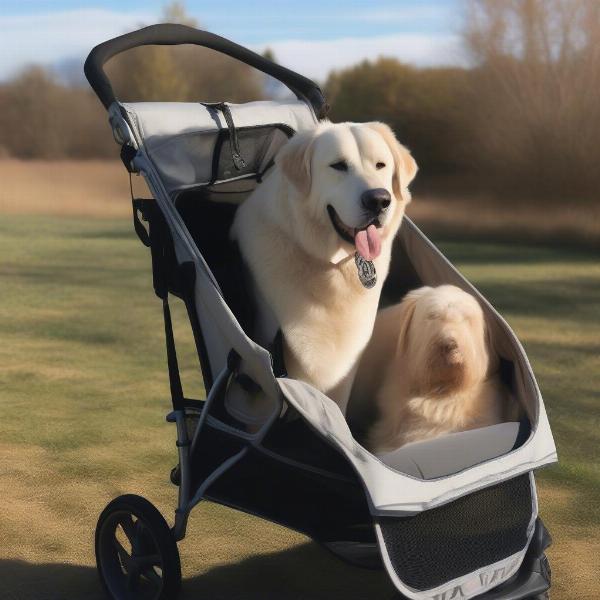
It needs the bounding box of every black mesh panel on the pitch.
[378,474,533,591]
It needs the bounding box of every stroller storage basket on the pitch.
[86,24,556,600]
[378,474,533,591]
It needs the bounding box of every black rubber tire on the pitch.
[95,494,181,600]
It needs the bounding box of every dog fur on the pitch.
[360,285,516,453]
[231,122,417,413]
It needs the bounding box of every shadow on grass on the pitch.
[424,227,600,255]
[0,264,144,289]
[0,560,102,600]
[538,466,600,529]
[182,542,393,600]
[0,543,395,600]
[70,229,136,241]
[472,278,600,322]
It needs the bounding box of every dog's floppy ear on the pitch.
[484,317,501,376]
[366,122,418,198]
[275,130,317,196]
[397,286,431,355]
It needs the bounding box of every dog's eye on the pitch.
[376,162,386,170]
[330,160,348,172]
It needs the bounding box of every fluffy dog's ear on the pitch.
[366,122,418,198]
[397,286,431,354]
[484,318,501,375]
[275,130,316,196]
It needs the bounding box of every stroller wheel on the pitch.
[170,465,181,486]
[95,494,181,600]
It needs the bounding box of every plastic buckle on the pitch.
[120,144,138,173]
[108,103,137,147]
[108,103,139,173]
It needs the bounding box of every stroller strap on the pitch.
[162,295,185,410]
[201,102,247,172]
[131,195,188,411]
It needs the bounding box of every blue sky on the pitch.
[0,1,466,82]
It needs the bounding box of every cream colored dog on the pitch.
[231,122,417,413]
[358,285,515,453]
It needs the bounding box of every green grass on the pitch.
[0,214,598,599]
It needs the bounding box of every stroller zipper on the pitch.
[203,102,247,171]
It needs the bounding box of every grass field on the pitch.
[0,162,599,599]
[1,159,599,247]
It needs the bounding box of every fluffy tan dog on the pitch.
[359,285,515,453]
[231,122,417,414]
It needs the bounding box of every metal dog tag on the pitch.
[354,252,377,289]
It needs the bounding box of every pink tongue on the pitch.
[354,224,381,261]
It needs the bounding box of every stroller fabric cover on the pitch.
[125,97,556,599]
[85,25,556,600]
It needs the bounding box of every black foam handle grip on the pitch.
[84,23,328,118]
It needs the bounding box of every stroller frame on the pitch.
[86,24,556,600]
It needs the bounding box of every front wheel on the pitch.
[95,494,181,600]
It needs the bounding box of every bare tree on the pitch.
[0,1,267,159]
[326,59,469,173]
[463,0,600,198]
[0,67,113,158]
[162,1,198,26]
[105,1,265,103]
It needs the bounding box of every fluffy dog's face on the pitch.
[396,285,491,395]
[276,122,417,263]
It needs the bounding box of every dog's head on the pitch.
[395,285,492,395]
[275,122,417,263]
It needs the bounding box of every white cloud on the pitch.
[252,33,467,82]
[337,6,446,23]
[0,11,467,85]
[0,9,157,80]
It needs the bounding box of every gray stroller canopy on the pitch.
[120,100,317,195]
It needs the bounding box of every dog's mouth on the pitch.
[426,350,467,396]
[327,205,382,260]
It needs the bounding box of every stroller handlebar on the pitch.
[84,23,329,118]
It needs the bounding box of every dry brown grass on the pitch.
[536,485,600,600]
[0,159,133,218]
[407,191,600,248]
[2,160,599,251]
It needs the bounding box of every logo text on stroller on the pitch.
[430,555,521,599]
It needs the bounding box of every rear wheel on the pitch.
[95,494,181,600]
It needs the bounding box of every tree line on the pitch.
[1,0,598,201]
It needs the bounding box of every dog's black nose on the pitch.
[361,188,391,215]
[441,338,459,354]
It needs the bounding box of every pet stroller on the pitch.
[85,24,557,600]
